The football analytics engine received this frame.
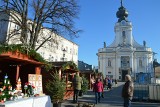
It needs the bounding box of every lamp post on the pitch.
[153,52,157,83]
[153,59,157,83]
[62,48,66,61]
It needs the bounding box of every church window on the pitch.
[108,71,111,74]
[122,31,126,43]
[108,59,111,67]
[122,31,126,37]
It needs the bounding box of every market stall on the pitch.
[0,51,43,87]
[0,51,49,105]
[62,69,78,99]
[42,61,78,100]
[80,70,95,90]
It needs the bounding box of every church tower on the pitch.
[97,1,154,82]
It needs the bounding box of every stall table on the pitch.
[0,95,52,107]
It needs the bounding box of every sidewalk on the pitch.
[61,82,160,107]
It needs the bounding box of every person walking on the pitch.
[90,76,95,90]
[122,74,134,107]
[93,78,104,104]
[72,72,83,103]
[115,79,118,87]
[107,78,112,90]
[104,76,108,89]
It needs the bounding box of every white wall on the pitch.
[0,11,78,65]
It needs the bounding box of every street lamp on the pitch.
[152,52,157,83]
[62,48,66,61]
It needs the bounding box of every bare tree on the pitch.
[0,0,80,51]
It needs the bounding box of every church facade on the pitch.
[97,3,154,81]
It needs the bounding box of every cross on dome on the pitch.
[121,0,123,7]
[116,0,128,22]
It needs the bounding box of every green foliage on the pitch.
[156,75,160,78]
[61,61,78,71]
[81,76,89,94]
[43,62,53,71]
[45,71,66,103]
[0,44,45,63]
[0,44,55,71]
[0,95,3,101]
[27,49,45,62]
[0,44,25,54]
[0,75,12,101]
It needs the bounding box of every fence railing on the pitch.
[149,84,160,101]
[133,84,160,102]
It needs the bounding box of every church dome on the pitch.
[116,4,128,22]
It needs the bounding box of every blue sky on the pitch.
[73,0,160,66]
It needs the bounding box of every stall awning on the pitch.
[0,52,44,65]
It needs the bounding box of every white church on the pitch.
[97,2,154,82]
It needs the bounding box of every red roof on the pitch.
[0,51,43,65]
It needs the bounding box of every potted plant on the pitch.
[45,71,66,107]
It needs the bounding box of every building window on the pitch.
[49,55,52,61]
[66,47,68,53]
[139,59,143,67]
[51,56,54,61]
[108,71,111,74]
[55,56,58,61]
[73,49,75,55]
[98,61,100,69]
[61,45,64,50]
[108,59,111,67]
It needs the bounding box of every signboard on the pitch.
[28,74,43,94]
[136,73,151,84]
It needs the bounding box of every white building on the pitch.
[0,11,78,64]
[97,3,154,81]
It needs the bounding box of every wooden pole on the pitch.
[16,65,20,81]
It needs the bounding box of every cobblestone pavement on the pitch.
[61,82,160,107]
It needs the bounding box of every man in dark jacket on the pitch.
[122,74,134,107]
[72,72,83,103]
